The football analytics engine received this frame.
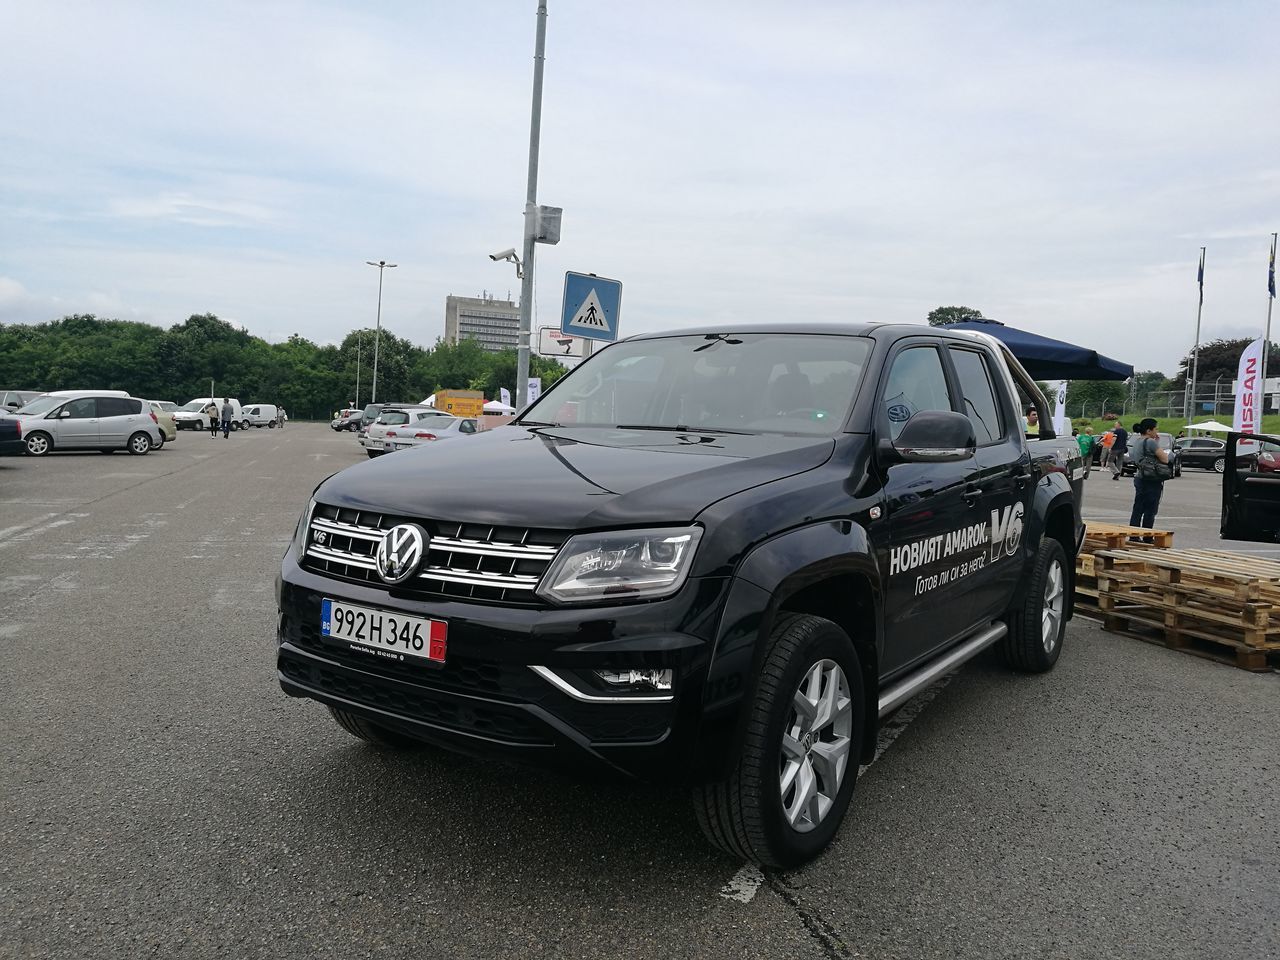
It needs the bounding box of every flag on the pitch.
[1270,240,1276,299]
[1233,338,1263,447]
[1197,250,1205,306]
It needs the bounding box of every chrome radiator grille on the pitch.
[302,504,565,604]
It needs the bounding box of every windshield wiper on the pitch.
[518,420,561,428]
[615,424,752,436]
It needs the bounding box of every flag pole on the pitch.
[1185,246,1206,424]
[1264,232,1277,416]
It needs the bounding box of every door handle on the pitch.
[961,485,982,507]
[1010,468,1031,489]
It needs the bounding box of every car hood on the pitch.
[318,425,837,529]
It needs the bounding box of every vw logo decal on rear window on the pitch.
[375,524,428,584]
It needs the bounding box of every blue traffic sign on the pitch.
[561,271,622,342]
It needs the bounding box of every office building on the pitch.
[444,294,520,353]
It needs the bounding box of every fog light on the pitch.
[594,668,673,691]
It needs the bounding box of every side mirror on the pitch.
[58,409,72,419]
[881,411,976,464]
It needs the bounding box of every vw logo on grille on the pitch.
[375,524,428,584]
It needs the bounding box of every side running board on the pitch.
[877,622,1007,719]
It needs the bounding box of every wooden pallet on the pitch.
[1093,548,1280,671]
[1081,521,1175,550]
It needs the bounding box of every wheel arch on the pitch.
[691,520,883,780]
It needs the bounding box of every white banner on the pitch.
[1233,337,1263,447]
[526,377,542,406]
[499,387,511,407]
[1053,382,1069,437]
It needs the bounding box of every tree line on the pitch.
[0,313,568,420]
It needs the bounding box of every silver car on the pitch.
[383,415,480,453]
[362,406,457,457]
[14,391,163,456]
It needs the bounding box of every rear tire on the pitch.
[1001,538,1067,673]
[25,432,52,457]
[328,706,422,749]
[366,450,380,459]
[128,432,152,455]
[692,613,865,869]
[268,421,276,429]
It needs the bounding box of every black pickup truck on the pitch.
[0,416,23,456]
[276,323,1083,867]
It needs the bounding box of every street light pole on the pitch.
[515,1,549,411]
[355,332,362,408]
[365,260,397,404]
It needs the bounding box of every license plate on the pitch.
[321,598,447,665]
[381,440,394,451]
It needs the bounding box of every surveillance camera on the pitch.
[489,247,517,262]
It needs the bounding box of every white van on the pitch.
[174,397,244,431]
[242,403,280,428]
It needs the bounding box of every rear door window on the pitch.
[948,347,1005,445]
[98,397,140,417]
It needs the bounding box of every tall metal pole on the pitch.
[355,333,362,407]
[1263,232,1278,416]
[1185,246,1206,424]
[516,1,549,411]
[366,260,397,404]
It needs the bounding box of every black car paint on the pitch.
[277,323,1082,782]
[1221,432,1280,541]
[0,417,21,456]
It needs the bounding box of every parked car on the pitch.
[1173,436,1234,473]
[174,398,244,431]
[243,403,281,428]
[12,391,162,456]
[1121,431,1181,478]
[0,416,22,456]
[277,323,1084,868]
[146,400,178,447]
[361,406,457,457]
[383,416,479,453]
[2,390,42,412]
[331,408,362,432]
[151,400,180,414]
[1222,433,1280,540]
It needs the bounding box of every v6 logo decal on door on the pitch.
[989,503,1024,561]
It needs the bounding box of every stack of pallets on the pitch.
[1074,521,1174,614]
[1093,548,1280,671]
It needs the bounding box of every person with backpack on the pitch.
[1129,418,1171,537]
[1110,422,1129,479]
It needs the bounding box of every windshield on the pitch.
[180,400,209,412]
[16,395,62,416]
[380,411,411,425]
[363,404,382,420]
[520,333,873,435]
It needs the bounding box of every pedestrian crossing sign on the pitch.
[561,271,622,342]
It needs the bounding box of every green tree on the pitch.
[927,305,984,327]
[1064,380,1128,418]
[1172,338,1280,388]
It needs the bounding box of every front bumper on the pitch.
[277,550,729,782]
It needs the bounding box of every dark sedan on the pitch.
[1174,436,1229,473]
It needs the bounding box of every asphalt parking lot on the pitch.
[1,426,1277,960]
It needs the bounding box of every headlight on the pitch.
[537,526,703,604]
[292,499,316,556]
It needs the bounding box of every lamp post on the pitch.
[516,2,548,410]
[355,331,362,408]
[365,260,397,404]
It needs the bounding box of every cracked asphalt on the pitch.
[1,425,1276,959]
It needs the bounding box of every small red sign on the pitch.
[428,620,448,663]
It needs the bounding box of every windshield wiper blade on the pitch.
[518,420,561,427]
[615,424,752,435]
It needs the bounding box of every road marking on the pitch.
[0,513,59,542]
[720,675,954,904]
[0,513,89,549]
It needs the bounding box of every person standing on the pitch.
[206,402,219,439]
[1098,427,1115,469]
[220,397,234,439]
[1025,407,1039,434]
[1110,422,1129,479]
[1129,418,1170,536]
[1077,425,1096,478]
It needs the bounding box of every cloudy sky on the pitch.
[1,0,1277,376]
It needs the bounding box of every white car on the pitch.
[243,403,280,428]
[383,416,480,453]
[362,406,457,457]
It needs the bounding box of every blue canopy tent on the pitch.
[946,318,1134,381]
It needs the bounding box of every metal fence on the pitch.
[1068,383,1251,422]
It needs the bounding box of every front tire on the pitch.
[1001,538,1067,673]
[692,613,865,869]
[25,432,52,457]
[128,432,152,455]
[1214,457,1225,474]
[328,706,422,749]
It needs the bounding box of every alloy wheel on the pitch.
[779,659,853,833]
[1042,558,1064,653]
